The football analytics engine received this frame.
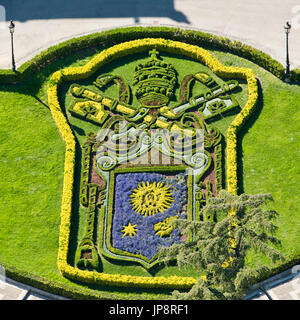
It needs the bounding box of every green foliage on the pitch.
[133,50,177,106]
[158,190,284,299]
[214,144,223,192]
[95,74,131,104]
[290,69,300,83]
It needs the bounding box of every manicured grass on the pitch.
[0,45,299,298]
[0,86,64,277]
[213,51,300,259]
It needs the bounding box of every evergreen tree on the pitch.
[158,190,285,300]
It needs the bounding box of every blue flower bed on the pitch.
[112,172,187,260]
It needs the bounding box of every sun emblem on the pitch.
[130,181,174,216]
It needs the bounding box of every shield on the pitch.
[95,125,209,269]
[105,170,188,268]
[71,49,235,270]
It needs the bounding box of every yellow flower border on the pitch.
[47,38,258,289]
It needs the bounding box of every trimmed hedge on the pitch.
[290,68,300,83]
[0,26,299,84]
[0,262,120,300]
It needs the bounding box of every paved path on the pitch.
[245,266,300,300]
[0,276,67,300]
[0,0,300,69]
[0,265,299,300]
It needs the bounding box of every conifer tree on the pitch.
[158,190,284,300]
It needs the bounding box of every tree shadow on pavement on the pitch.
[2,0,190,24]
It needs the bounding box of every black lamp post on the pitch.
[8,20,16,72]
[284,21,291,80]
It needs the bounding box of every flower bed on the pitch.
[112,172,187,260]
[47,37,258,289]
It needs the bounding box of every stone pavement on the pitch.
[0,0,299,70]
[0,265,299,300]
[245,266,300,300]
[0,276,67,300]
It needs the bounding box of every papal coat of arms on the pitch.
[64,48,242,271]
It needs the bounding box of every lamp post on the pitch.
[284,21,291,81]
[8,20,16,72]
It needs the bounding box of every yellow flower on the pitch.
[154,216,178,237]
[121,223,138,237]
[222,256,233,268]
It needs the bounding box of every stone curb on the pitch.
[1,277,68,300]
[244,265,300,300]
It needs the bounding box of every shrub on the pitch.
[290,69,300,83]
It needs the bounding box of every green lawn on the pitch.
[0,45,299,299]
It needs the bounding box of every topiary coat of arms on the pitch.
[47,38,258,288]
